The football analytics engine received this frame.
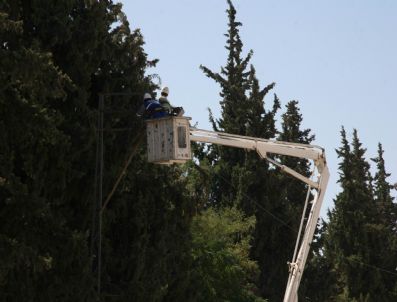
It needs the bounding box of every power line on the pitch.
[192,162,297,233]
[344,256,397,277]
[193,161,397,279]
[220,169,397,279]
[100,127,145,214]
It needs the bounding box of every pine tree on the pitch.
[298,220,337,301]
[200,0,278,211]
[198,2,325,301]
[0,8,94,301]
[278,101,314,223]
[324,128,395,301]
[251,100,315,301]
[325,128,374,300]
[372,143,396,225]
[1,1,193,301]
[370,143,397,301]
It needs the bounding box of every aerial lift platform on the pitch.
[146,116,329,302]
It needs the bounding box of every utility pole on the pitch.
[92,92,142,301]
[97,94,104,300]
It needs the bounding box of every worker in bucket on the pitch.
[159,87,184,116]
[140,93,167,119]
[159,87,172,114]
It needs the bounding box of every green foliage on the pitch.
[323,128,397,301]
[198,2,318,301]
[3,1,396,301]
[253,100,315,301]
[189,207,266,302]
[199,0,279,211]
[371,143,397,228]
[299,220,338,301]
[102,163,194,301]
[0,8,93,301]
[0,1,190,301]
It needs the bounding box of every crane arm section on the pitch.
[189,127,330,302]
[190,128,326,170]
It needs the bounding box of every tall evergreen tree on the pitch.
[199,3,281,300]
[0,7,94,301]
[370,143,397,301]
[198,2,322,301]
[371,143,396,226]
[278,101,314,229]
[200,0,278,211]
[298,220,337,302]
[251,100,315,301]
[0,1,193,301]
[324,128,396,301]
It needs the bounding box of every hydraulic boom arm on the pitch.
[189,127,330,302]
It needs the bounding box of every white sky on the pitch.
[121,0,397,217]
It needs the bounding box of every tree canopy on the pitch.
[1,1,396,301]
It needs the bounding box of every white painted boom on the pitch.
[189,127,329,302]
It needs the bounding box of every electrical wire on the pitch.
[192,161,397,279]
[100,127,145,214]
[346,257,397,277]
[192,162,297,233]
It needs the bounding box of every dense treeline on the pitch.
[1,1,192,301]
[299,129,397,302]
[1,1,396,302]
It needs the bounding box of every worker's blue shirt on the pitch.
[144,99,168,118]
